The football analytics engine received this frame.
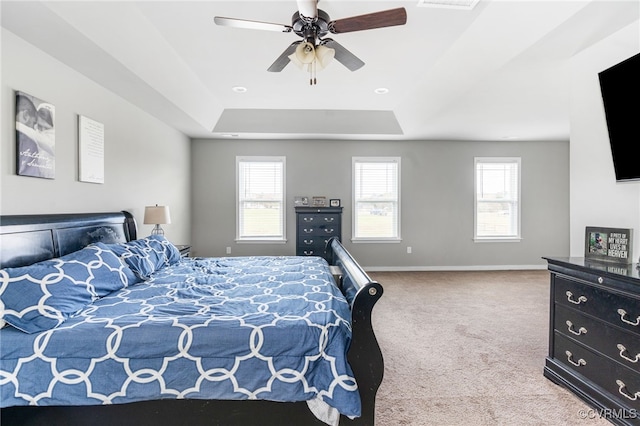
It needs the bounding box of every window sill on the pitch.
[474,237,522,243]
[236,239,287,244]
[351,238,402,244]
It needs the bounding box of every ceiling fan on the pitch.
[214,0,407,83]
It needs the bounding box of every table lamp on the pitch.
[143,205,171,236]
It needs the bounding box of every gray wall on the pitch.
[191,138,569,269]
[1,30,191,244]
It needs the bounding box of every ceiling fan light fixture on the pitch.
[288,42,334,84]
[315,45,335,70]
[293,42,316,64]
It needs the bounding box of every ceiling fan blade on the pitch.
[322,39,364,71]
[214,16,292,33]
[296,0,318,21]
[267,42,302,72]
[329,7,407,34]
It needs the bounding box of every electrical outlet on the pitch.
[407,246,412,254]
[226,247,231,254]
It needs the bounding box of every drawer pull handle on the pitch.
[303,239,314,245]
[303,217,314,222]
[324,217,334,222]
[303,250,314,255]
[617,344,640,363]
[616,380,640,401]
[565,350,586,367]
[303,229,313,233]
[324,229,335,234]
[617,309,640,326]
[565,320,587,336]
[566,291,587,305]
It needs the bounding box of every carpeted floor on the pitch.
[368,270,611,426]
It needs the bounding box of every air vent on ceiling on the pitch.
[417,0,480,10]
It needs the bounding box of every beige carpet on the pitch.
[368,270,611,426]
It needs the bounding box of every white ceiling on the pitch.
[2,1,638,141]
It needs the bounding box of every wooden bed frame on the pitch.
[0,211,384,426]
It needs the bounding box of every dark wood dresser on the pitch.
[545,257,640,425]
[295,207,342,261]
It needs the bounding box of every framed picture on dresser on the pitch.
[293,196,309,206]
[312,196,326,207]
[584,226,633,264]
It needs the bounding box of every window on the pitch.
[474,157,521,241]
[236,156,285,242]
[352,157,401,241]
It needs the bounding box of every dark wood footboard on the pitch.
[327,237,385,425]
[0,214,384,426]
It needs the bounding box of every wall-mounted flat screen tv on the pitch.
[598,52,640,182]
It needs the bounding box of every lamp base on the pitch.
[151,224,165,236]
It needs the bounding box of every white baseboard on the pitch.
[363,264,548,272]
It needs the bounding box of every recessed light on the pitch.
[374,87,389,95]
[232,86,247,93]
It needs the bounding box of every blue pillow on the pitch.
[103,235,180,279]
[0,244,138,334]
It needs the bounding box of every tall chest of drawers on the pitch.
[295,207,342,261]
[545,257,640,425]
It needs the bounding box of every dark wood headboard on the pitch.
[0,211,137,269]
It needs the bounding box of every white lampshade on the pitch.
[288,41,333,85]
[289,42,316,67]
[144,205,171,224]
[143,205,171,236]
[314,45,335,70]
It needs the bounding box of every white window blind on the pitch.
[237,157,285,241]
[474,158,521,240]
[353,157,400,241]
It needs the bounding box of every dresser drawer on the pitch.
[554,332,640,411]
[555,304,640,373]
[297,247,324,257]
[296,238,328,257]
[298,223,340,237]
[554,275,640,335]
[298,213,340,226]
[298,236,332,248]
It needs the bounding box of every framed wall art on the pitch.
[78,115,105,184]
[585,226,633,264]
[15,91,55,179]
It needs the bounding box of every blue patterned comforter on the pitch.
[0,256,359,418]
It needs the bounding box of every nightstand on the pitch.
[175,245,191,257]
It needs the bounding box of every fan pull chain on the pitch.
[309,61,317,85]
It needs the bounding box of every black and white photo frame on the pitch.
[15,91,55,179]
